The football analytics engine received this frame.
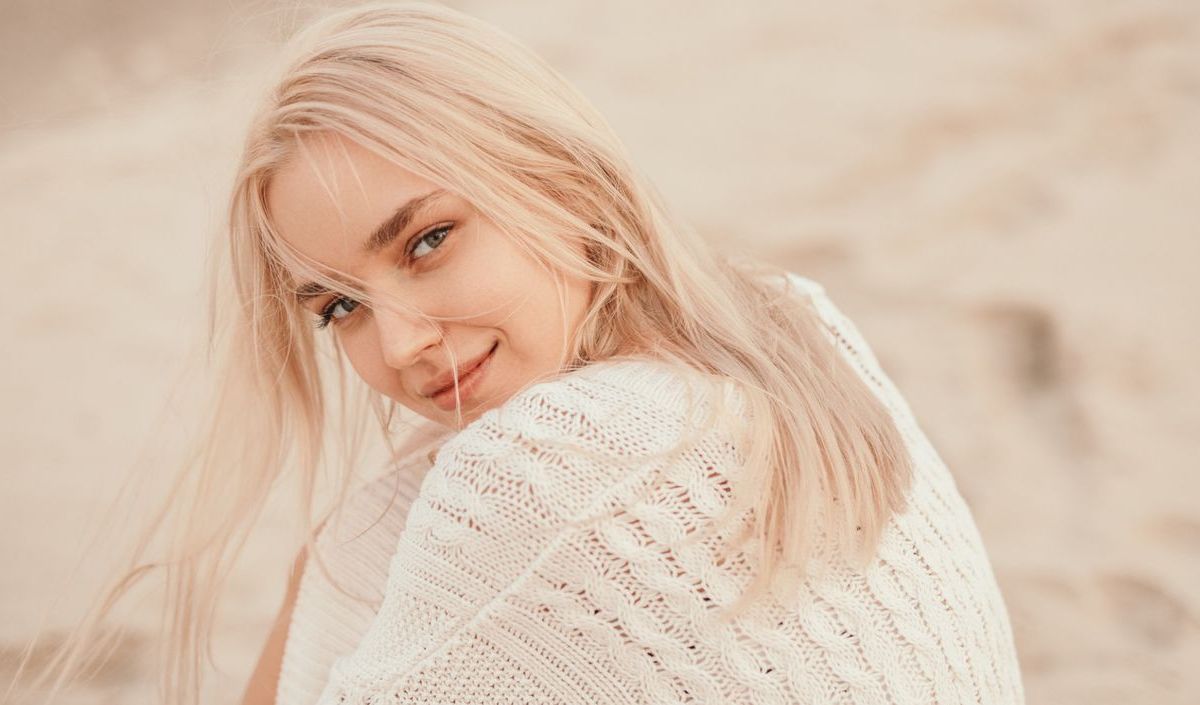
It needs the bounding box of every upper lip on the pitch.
[419,343,496,398]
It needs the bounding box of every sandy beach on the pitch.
[2,1,1197,702]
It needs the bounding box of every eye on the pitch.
[315,297,359,329]
[409,224,452,260]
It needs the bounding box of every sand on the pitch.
[2,1,1196,702]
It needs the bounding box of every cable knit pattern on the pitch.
[276,452,436,705]
[276,272,1025,704]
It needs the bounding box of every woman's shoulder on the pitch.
[417,356,747,526]
[743,264,828,299]
[531,355,720,405]
[448,356,743,461]
[776,269,828,297]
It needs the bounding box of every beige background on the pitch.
[2,1,1197,703]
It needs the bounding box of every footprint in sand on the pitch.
[1097,572,1197,649]
[972,301,1094,455]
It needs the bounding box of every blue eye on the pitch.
[410,224,452,259]
[315,297,359,329]
[313,224,453,331]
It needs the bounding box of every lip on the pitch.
[424,341,498,411]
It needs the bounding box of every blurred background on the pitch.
[1,0,1196,702]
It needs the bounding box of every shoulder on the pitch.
[754,267,827,299]
[416,358,747,528]
[450,357,744,458]
[781,270,827,297]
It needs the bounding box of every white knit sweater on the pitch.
[275,273,1025,704]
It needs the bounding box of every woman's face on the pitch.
[267,133,594,428]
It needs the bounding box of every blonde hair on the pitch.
[10,3,912,704]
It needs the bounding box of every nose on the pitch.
[371,297,443,371]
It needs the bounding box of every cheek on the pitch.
[447,232,528,306]
[431,242,540,334]
[490,246,589,337]
[335,329,391,394]
[509,271,593,359]
[559,277,594,353]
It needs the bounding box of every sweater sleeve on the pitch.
[311,283,1026,704]
[314,359,743,704]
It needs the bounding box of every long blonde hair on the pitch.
[11,3,912,704]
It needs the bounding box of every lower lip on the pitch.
[430,342,498,412]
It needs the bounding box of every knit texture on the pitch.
[276,272,1025,704]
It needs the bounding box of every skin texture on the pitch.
[242,134,594,701]
[266,132,594,428]
[238,420,450,705]
[239,547,307,705]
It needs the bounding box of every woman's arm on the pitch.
[239,546,308,705]
[238,421,447,705]
[311,361,730,703]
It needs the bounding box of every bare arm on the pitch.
[239,546,307,705]
[239,421,447,704]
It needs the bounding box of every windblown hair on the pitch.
[11,3,913,704]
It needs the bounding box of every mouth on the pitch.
[427,341,498,411]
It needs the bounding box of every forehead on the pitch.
[266,133,438,265]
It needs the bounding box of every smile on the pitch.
[430,341,498,411]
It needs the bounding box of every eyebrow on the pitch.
[363,188,448,255]
[293,188,448,304]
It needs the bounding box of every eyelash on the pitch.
[313,223,454,330]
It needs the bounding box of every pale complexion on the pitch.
[267,132,593,428]
[240,133,594,704]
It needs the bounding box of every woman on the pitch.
[18,3,1025,704]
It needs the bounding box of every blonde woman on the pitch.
[15,2,1025,704]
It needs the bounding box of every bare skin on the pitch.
[268,132,593,428]
[242,131,593,699]
[239,548,307,705]
[239,420,452,703]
